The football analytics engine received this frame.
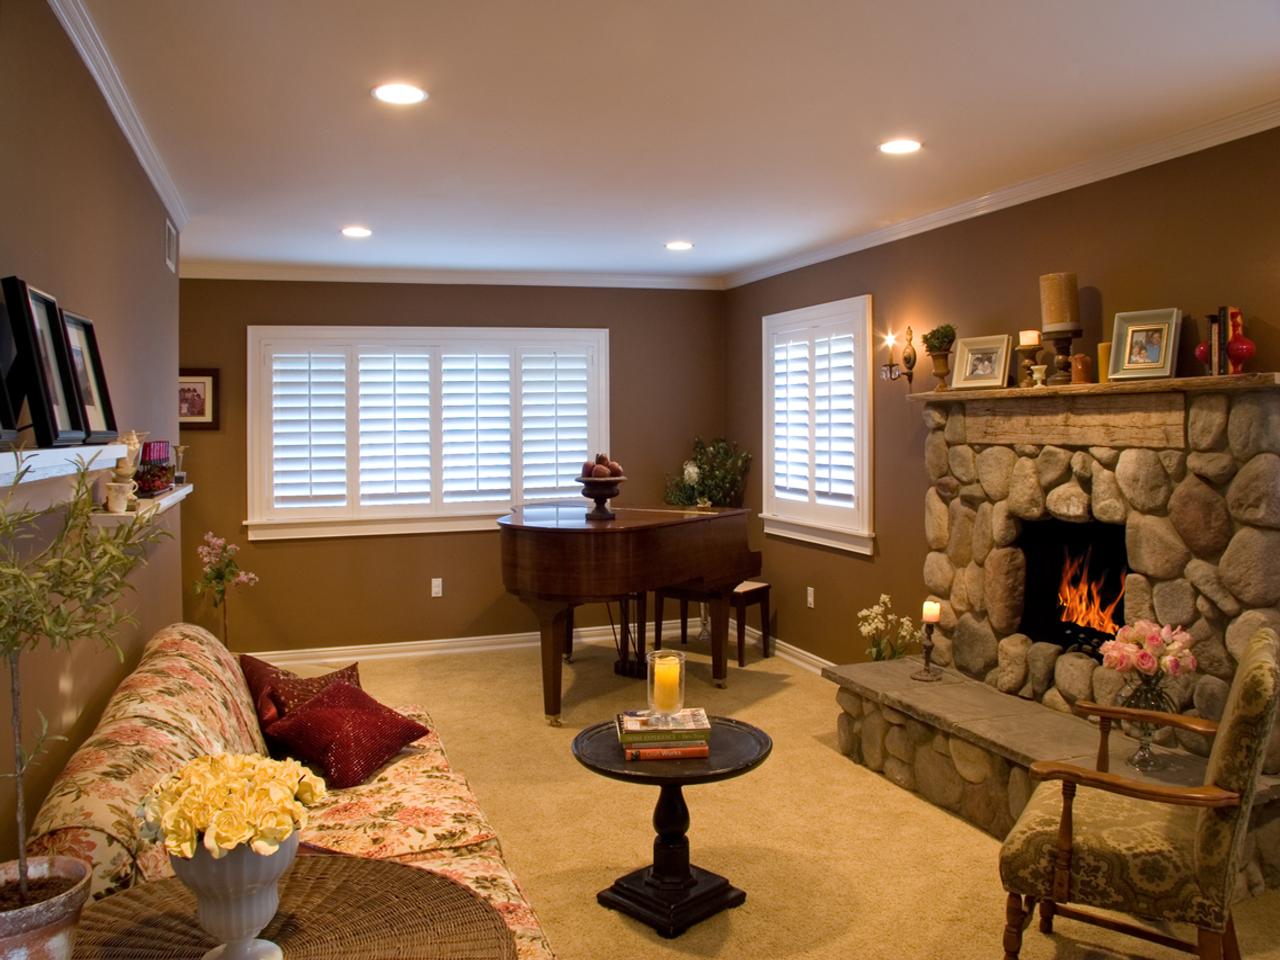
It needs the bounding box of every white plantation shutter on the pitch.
[815,333,856,505]
[761,297,872,553]
[271,352,347,507]
[521,351,590,499]
[441,353,512,502]
[772,336,811,501]
[358,352,431,505]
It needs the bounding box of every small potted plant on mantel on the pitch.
[0,460,167,954]
[922,324,957,391]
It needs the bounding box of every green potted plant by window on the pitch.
[0,460,167,955]
[921,324,957,391]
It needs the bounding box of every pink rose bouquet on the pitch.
[1100,619,1196,678]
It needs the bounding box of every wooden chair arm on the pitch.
[1030,759,1240,808]
[1072,700,1219,735]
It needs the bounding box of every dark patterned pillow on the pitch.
[264,682,429,788]
[239,654,360,726]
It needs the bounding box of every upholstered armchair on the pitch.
[999,629,1280,960]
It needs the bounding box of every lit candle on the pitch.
[652,656,682,714]
[1018,329,1041,347]
[921,600,941,624]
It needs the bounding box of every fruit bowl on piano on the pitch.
[578,453,626,520]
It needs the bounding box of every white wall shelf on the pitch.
[91,483,193,525]
[0,444,126,487]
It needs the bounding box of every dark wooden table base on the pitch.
[596,781,745,937]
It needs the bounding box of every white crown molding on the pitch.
[46,0,189,228]
[725,98,1280,289]
[181,259,726,291]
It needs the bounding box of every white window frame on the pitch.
[760,295,874,555]
[246,325,609,541]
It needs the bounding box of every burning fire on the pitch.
[1058,548,1124,634]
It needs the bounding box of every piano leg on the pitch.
[534,602,570,725]
[564,607,575,663]
[709,593,730,688]
[614,594,648,679]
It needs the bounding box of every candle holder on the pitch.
[1015,344,1040,388]
[912,623,943,682]
[647,650,685,722]
[1044,327,1082,386]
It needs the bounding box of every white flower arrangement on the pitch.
[857,593,918,661]
[140,754,326,860]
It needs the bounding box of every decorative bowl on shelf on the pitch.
[577,475,626,521]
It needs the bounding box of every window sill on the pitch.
[245,513,503,542]
[759,513,874,556]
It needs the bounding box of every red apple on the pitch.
[582,460,594,478]
[591,463,611,478]
[608,461,623,477]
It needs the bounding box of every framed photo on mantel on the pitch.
[61,310,118,443]
[0,276,86,447]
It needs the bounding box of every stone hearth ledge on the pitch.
[824,658,1280,893]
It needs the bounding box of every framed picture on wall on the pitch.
[61,310,117,443]
[1108,308,1181,381]
[179,368,219,430]
[0,276,86,447]
[952,334,1012,389]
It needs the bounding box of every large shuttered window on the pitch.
[247,327,608,541]
[761,296,873,554]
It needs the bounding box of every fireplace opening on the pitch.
[1018,520,1127,659]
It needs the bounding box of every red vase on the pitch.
[1227,333,1256,374]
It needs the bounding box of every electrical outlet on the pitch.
[806,586,815,608]
[431,578,443,598]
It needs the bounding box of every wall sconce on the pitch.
[880,327,917,384]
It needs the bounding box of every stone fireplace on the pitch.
[917,375,1280,769]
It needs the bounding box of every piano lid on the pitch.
[497,502,748,533]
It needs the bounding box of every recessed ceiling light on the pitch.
[341,225,373,238]
[879,138,922,155]
[665,240,694,251]
[372,83,428,105]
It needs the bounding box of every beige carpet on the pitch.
[353,640,1280,960]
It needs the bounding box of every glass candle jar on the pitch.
[647,650,685,719]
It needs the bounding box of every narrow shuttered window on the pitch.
[761,297,872,554]
[521,351,590,499]
[270,352,347,508]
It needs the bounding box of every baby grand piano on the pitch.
[497,503,761,725]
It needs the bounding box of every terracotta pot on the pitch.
[928,351,952,391]
[0,856,92,960]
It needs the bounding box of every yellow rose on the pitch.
[204,807,254,858]
[162,812,197,859]
[296,773,326,806]
[249,810,295,856]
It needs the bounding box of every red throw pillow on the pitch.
[265,682,429,788]
[240,654,360,726]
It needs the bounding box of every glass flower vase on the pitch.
[1121,675,1176,772]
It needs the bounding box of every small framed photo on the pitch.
[0,307,17,446]
[61,311,117,443]
[0,276,86,447]
[952,334,1012,389]
[1109,308,1181,381]
[179,368,219,430]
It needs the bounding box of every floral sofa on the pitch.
[28,623,554,960]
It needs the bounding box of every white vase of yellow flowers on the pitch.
[140,755,326,960]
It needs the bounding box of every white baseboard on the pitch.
[258,620,835,674]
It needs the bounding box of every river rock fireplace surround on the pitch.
[917,373,1280,767]
[825,373,1280,891]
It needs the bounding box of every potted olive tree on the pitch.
[0,460,167,953]
[921,324,957,391]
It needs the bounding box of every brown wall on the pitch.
[725,127,1280,665]
[178,280,727,650]
[0,0,182,856]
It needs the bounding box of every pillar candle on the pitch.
[922,600,941,624]
[1019,329,1041,347]
[1097,342,1112,384]
[652,657,682,714]
[1039,273,1080,333]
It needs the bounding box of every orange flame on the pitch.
[1058,547,1124,634]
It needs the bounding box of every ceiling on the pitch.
[79,0,1280,286]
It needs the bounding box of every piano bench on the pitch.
[654,581,771,667]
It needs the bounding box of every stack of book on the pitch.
[615,708,712,760]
